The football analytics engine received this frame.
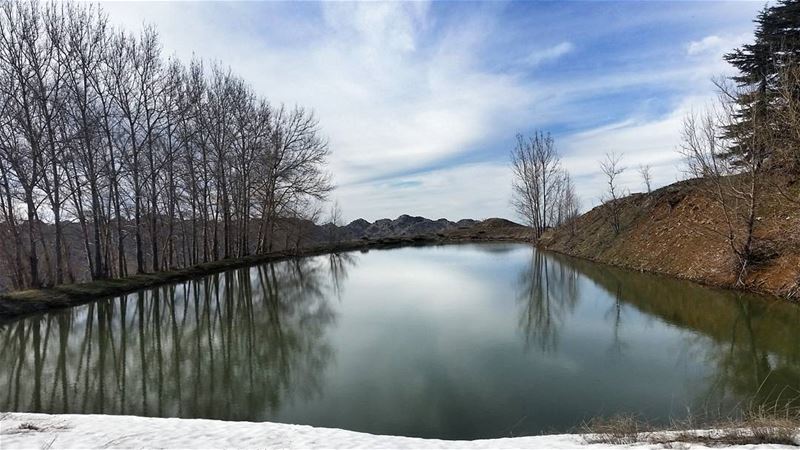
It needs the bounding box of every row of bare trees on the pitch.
[0,2,332,290]
[511,131,580,239]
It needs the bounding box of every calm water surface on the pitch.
[2,244,800,439]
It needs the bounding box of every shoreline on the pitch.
[1,228,794,324]
[537,177,800,302]
[0,234,527,322]
[540,245,792,303]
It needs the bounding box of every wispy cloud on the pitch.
[687,33,751,57]
[104,2,534,189]
[523,41,574,67]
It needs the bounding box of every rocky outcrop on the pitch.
[336,215,470,240]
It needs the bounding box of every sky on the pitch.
[102,0,765,222]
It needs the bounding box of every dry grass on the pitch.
[580,414,654,445]
[581,408,800,447]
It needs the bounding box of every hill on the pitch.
[539,176,800,299]
[321,215,477,240]
[316,215,528,242]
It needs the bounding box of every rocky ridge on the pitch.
[321,214,480,241]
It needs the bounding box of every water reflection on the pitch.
[526,252,800,415]
[328,252,358,301]
[699,296,800,413]
[2,244,800,438]
[516,250,579,352]
[0,258,340,421]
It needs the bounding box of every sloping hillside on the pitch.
[539,176,800,299]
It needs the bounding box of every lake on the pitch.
[2,243,799,440]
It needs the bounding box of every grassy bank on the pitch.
[540,176,800,301]
[0,220,531,321]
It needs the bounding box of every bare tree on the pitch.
[638,164,652,193]
[60,3,110,279]
[28,3,69,284]
[555,172,580,236]
[680,83,767,286]
[511,131,564,239]
[257,105,332,252]
[327,200,344,244]
[599,152,626,235]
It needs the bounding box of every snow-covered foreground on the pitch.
[0,413,793,449]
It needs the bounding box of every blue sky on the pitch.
[104,1,764,222]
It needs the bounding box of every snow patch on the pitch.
[0,413,791,449]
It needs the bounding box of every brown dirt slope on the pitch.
[539,176,800,299]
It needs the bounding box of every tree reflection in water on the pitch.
[0,256,349,421]
[328,252,358,301]
[516,250,579,352]
[697,294,800,415]
[534,251,800,417]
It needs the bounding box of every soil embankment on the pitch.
[539,176,800,300]
[0,218,530,321]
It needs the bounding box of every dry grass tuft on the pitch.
[581,408,800,447]
[580,414,652,445]
[17,422,41,431]
[737,407,800,446]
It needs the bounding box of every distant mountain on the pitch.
[333,215,478,240]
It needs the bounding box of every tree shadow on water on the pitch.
[516,249,580,353]
[0,256,347,422]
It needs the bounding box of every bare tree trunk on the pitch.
[65,158,97,278]
[24,196,39,287]
[0,161,24,288]
[134,151,144,274]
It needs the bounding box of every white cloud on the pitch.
[686,32,752,59]
[524,41,574,67]
[687,35,724,56]
[321,2,429,55]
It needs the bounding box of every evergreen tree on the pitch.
[723,0,800,166]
